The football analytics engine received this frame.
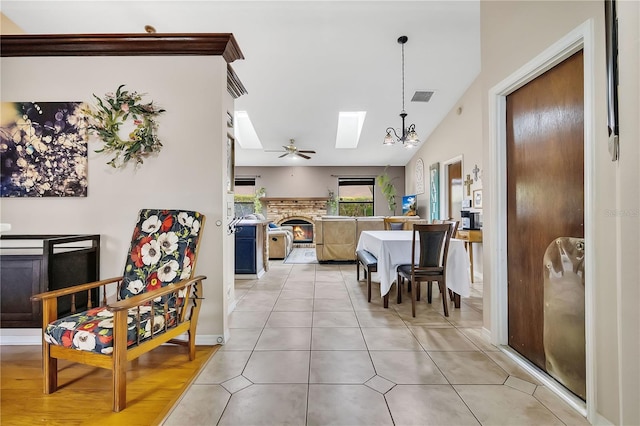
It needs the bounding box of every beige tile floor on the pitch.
[163,262,589,426]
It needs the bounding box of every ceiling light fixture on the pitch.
[384,36,420,148]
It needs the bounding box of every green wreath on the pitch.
[85,85,165,168]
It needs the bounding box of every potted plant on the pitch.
[376,166,397,215]
[327,189,338,215]
[253,187,266,214]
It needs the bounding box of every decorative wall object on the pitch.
[84,85,165,168]
[415,158,425,194]
[227,134,235,193]
[473,189,483,208]
[0,101,88,197]
[429,162,440,221]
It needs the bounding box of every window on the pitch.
[338,178,374,216]
[234,178,256,216]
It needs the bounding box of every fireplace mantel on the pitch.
[261,197,331,202]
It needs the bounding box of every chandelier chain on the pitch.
[401,40,405,112]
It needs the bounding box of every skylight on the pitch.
[234,111,263,149]
[335,111,366,149]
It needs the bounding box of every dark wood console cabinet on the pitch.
[0,234,100,328]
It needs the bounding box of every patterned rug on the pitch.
[283,247,318,264]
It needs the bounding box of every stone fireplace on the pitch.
[262,197,330,246]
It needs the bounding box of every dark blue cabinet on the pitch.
[234,222,266,277]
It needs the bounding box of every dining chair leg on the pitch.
[367,275,372,302]
[439,281,449,317]
[356,261,360,281]
[427,281,433,304]
[411,279,417,317]
[396,276,403,304]
[416,281,421,301]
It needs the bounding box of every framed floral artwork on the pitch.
[0,102,88,197]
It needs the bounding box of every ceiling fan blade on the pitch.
[298,150,316,154]
[278,153,289,158]
[296,153,311,159]
[265,149,286,152]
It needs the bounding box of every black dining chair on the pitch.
[396,224,452,317]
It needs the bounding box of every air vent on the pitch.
[411,91,434,102]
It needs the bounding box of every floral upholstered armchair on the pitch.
[31,209,207,412]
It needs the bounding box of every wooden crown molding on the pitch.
[228,65,248,99]
[0,33,245,63]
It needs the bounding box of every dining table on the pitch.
[355,230,471,303]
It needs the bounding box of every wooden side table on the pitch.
[455,229,483,283]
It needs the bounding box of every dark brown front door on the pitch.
[447,161,462,221]
[506,51,584,370]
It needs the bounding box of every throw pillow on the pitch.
[390,222,404,230]
[268,222,278,229]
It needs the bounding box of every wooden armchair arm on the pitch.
[31,276,123,302]
[106,275,207,312]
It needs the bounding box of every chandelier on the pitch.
[384,36,420,148]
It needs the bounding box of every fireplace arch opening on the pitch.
[281,219,313,244]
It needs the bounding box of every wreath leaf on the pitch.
[84,85,165,168]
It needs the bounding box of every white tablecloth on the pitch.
[356,230,471,298]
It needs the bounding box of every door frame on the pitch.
[441,155,463,220]
[488,20,595,419]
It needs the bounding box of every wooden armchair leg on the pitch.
[43,344,57,394]
[112,311,128,412]
[188,296,203,361]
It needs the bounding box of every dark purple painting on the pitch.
[0,102,88,197]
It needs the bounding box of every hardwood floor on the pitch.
[0,344,218,426]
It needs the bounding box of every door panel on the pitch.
[447,161,462,221]
[506,51,584,372]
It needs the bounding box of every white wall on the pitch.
[0,55,231,344]
[404,76,484,277]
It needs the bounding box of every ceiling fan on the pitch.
[266,139,316,159]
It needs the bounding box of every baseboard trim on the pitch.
[0,334,41,345]
[1,331,226,346]
[499,345,587,418]
[195,334,225,345]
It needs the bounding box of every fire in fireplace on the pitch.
[282,219,313,243]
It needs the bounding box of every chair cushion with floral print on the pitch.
[43,209,203,354]
[44,305,178,354]
[120,209,203,306]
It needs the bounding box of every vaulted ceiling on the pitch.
[1,1,481,167]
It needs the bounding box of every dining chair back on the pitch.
[383,217,407,230]
[443,220,459,239]
[397,223,452,317]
